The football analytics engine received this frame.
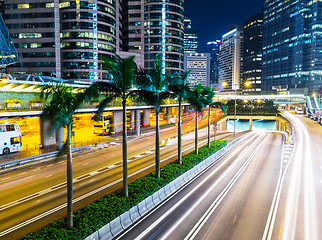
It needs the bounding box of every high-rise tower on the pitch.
[262,0,322,95]
[2,0,184,81]
[243,13,263,95]
[184,18,198,53]
[144,0,184,73]
[219,27,244,93]
[206,40,221,87]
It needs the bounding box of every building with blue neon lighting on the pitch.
[0,13,19,69]
[262,0,322,95]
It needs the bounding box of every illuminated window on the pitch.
[59,2,70,8]
[18,4,30,9]
[46,3,54,8]
[19,33,42,39]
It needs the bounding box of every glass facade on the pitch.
[206,40,221,87]
[262,0,322,95]
[144,0,184,73]
[184,18,198,53]
[3,0,58,77]
[243,13,263,95]
[60,0,116,81]
[2,0,184,81]
[219,27,244,93]
[0,13,19,68]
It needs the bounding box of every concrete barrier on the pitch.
[163,183,172,197]
[109,217,123,237]
[158,187,166,202]
[83,132,254,240]
[98,223,113,240]
[85,231,98,240]
[120,211,132,230]
[138,199,148,216]
[169,181,177,193]
[152,191,161,205]
[129,205,140,223]
[145,195,155,211]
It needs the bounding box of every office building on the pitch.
[243,13,263,95]
[262,0,322,95]
[144,1,184,73]
[206,40,221,87]
[2,0,184,81]
[184,18,198,53]
[0,13,19,69]
[3,1,61,78]
[218,26,243,93]
[184,53,210,87]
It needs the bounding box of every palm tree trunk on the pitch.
[195,111,199,155]
[178,99,182,164]
[155,111,160,178]
[122,99,128,197]
[66,123,73,229]
[208,105,211,148]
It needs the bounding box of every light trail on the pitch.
[262,133,289,240]
[131,133,261,240]
[183,133,267,240]
[281,112,319,240]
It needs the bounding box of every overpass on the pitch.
[214,94,306,104]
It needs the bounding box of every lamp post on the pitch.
[244,81,252,131]
[233,83,238,137]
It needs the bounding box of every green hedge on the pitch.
[24,140,227,240]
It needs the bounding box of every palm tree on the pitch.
[168,71,190,164]
[185,84,206,155]
[203,87,215,147]
[90,55,137,197]
[41,82,98,229]
[136,56,171,178]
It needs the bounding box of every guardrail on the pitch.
[0,146,90,171]
[85,131,254,240]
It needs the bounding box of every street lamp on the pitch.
[233,83,237,137]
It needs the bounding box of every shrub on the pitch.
[23,140,227,240]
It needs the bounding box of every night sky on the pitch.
[184,0,264,52]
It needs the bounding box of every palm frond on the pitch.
[186,84,206,112]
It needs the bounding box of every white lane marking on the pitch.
[132,134,260,240]
[279,112,319,240]
[0,130,238,237]
[44,175,52,179]
[183,134,267,240]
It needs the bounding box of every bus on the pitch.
[93,113,114,135]
[0,123,22,155]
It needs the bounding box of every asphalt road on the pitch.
[118,113,322,240]
[118,132,283,240]
[265,113,322,240]
[0,112,229,239]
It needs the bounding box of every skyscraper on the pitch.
[243,13,263,95]
[3,1,61,78]
[60,1,118,81]
[262,0,322,95]
[184,18,198,53]
[144,0,184,73]
[206,40,221,87]
[184,53,210,87]
[219,26,244,93]
[2,0,184,81]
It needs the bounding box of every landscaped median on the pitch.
[23,140,229,240]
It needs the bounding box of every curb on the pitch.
[85,132,253,240]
